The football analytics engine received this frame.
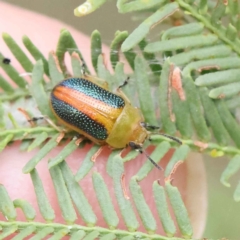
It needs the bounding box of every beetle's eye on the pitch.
[129,141,140,150]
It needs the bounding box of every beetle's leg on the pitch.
[84,74,109,90]
[27,116,44,127]
[25,115,68,144]
[28,116,85,145]
[116,77,132,103]
[80,61,109,90]
[18,108,63,131]
[118,76,130,89]
[28,115,64,132]
[80,57,109,88]
[28,116,45,122]
[78,55,110,90]
[81,60,87,76]
[18,108,41,127]
[129,141,163,170]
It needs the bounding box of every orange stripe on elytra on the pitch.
[53,85,123,133]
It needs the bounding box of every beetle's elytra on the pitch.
[50,75,149,149]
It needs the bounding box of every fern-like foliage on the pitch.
[0,0,240,239]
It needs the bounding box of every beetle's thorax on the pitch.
[106,101,148,149]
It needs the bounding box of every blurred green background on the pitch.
[1,0,240,239]
[1,0,136,44]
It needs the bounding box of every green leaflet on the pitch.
[13,199,36,221]
[121,3,179,52]
[153,182,176,237]
[0,185,16,221]
[30,169,55,222]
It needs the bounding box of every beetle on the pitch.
[49,69,181,170]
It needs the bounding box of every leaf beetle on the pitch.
[49,67,181,169]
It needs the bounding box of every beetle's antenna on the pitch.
[158,133,182,145]
[129,142,163,170]
[141,122,182,145]
[140,149,163,170]
[28,117,45,122]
